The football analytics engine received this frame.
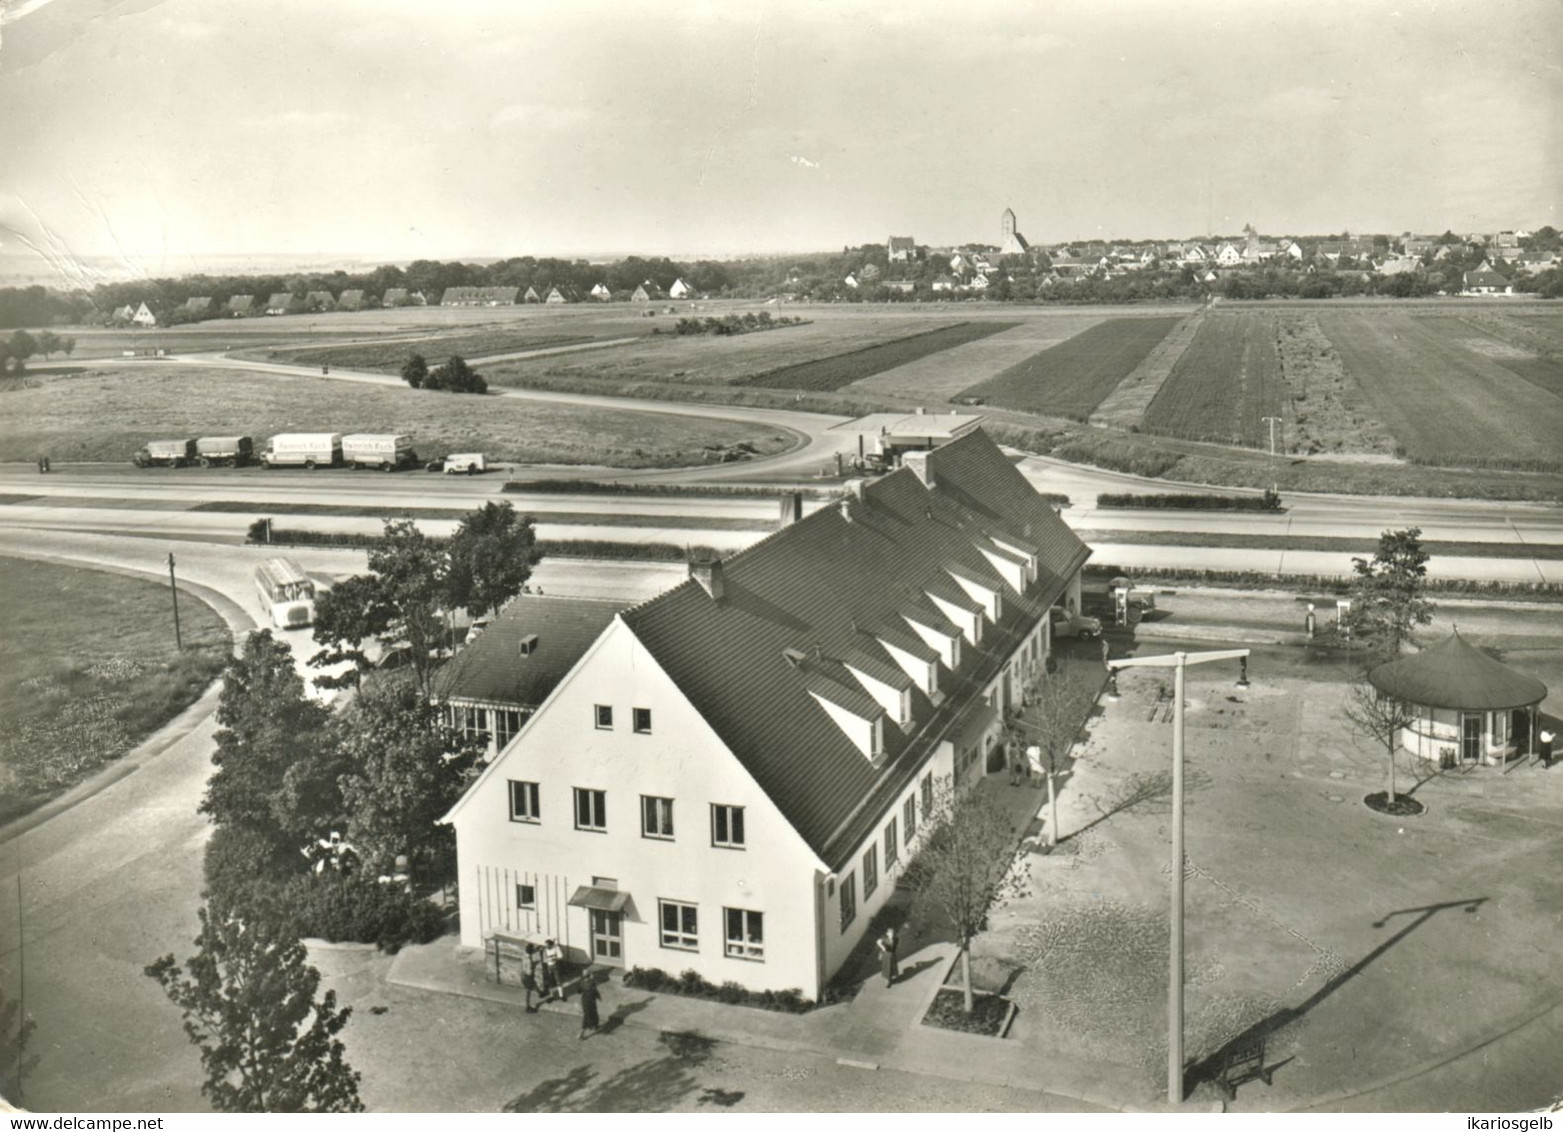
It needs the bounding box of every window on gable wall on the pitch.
[884,818,899,866]
[839,871,857,931]
[863,845,878,898]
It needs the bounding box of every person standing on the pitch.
[521,944,540,1013]
[875,927,900,987]
[543,938,565,1001]
[578,968,601,1040]
[1027,744,1045,789]
[1541,727,1556,770]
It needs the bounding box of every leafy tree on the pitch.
[1340,528,1435,659]
[309,520,448,695]
[337,682,479,878]
[440,354,487,394]
[203,632,337,852]
[145,903,363,1113]
[445,501,539,617]
[0,983,38,1106]
[1343,679,1418,804]
[906,777,1030,1013]
[309,573,394,688]
[35,330,61,357]
[61,335,76,357]
[1009,657,1098,846]
[6,330,37,371]
[400,352,427,389]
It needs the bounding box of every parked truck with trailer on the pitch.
[260,432,343,469]
[194,435,254,467]
[133,438,197,468]
[341,433,418,471]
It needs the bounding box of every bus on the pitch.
[255,557,317,629]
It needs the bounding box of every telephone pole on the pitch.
[167,553,183,651]
[1261,415,1282,494]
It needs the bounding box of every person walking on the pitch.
[1540,727,1556,770]
[543,938,565,1001]
[521,944,540,1013]
[578,968,601,1040]
[875,927,900,987]
[1007,745,1024,787]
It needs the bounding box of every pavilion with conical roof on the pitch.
[1368,630,1549,767]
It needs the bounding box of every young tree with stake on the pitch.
[906,778,1029,1013]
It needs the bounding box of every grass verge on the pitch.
[1084,529,1563,561]
[0,556,231,825]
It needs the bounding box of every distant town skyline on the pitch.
[1,0,1557,282]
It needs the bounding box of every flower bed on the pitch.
[1364,791,1426,817]
[622,965,812,1014]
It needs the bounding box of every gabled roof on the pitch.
[226,294,254,311]
[184,296,212,312]
[266,292,296,309]
[337,289,365,309]
[619,428,1090,867]
[434,595,628,709]
[888,235,916,250]
[381,288,409,304]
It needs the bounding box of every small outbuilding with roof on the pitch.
[1368,630,1548,767]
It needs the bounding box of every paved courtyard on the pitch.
[976,629,1563,1111]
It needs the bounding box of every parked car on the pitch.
[442,452,486,475]
[1050,607,1103,639]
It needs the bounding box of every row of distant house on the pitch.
[108,279,700,325]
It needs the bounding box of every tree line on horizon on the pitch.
[2,227,1559,330]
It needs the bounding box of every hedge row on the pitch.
[248,522,716,562]
[623,965,812,1013]
[1096,490,1282,511]
[1085,562,1563,600]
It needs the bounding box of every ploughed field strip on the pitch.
[737,321,1019,391]
[1139,311,1285,447]
[952,316,1181,420]
[1320,310,1563,473]
[844,314,1109,398]
[1087,310,1205,428]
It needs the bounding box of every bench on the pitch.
[1215,1035,1272,1100]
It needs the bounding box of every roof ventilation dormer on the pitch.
[689,553,725,601]
[902,449,935,487]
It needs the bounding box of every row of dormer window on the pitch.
[508,781,746,848]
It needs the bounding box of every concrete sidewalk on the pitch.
[387,931,1139,1109]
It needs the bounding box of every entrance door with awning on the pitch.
[568,884,631,967]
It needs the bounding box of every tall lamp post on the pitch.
[1106,647,1251,1105]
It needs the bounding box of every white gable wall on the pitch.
[450,618,826,997]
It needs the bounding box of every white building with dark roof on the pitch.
[442,429,1091,997]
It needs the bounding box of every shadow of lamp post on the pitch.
[1106,647,1251,1105]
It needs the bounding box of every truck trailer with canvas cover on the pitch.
[261,433,342,469]
[341,433,418,471]
[194,435,254,467]
[133,439,197,468]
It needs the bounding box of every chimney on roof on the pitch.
[689,553,725,600]
[902,449,935,487]
[778,490,803,527]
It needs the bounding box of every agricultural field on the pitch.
[0,556,230,825]
[1140,311,1285,447]
[953,316,1181,420]
[844,313,1111,399]
[245,330,600,371]
[1414,316,1563,400]
[486,313,940,388]
[1319,310,1563,472]
[0,366,799,469]
[738,321,1019,392]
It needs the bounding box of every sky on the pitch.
[0,0,1558,276]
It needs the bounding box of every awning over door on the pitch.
[567,886,631,913]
